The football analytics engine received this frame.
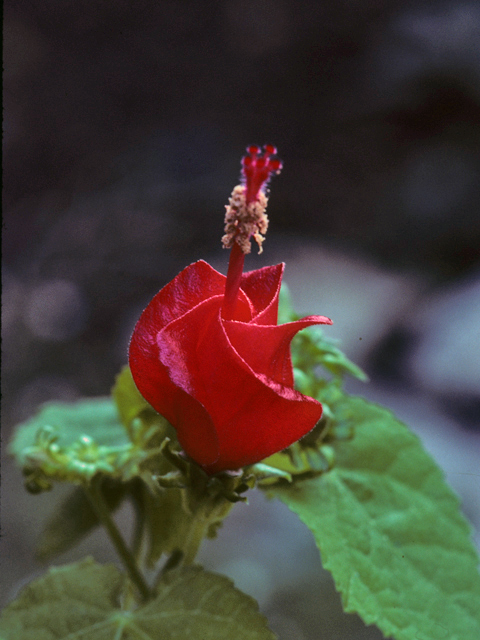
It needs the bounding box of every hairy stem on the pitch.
[85,477,150,602]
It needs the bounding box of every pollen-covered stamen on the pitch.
[221,185,269,255]
[221,145,282,321]
[221,145,282,256]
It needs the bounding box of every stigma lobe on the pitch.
[242,145,283,204]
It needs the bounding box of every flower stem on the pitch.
[182,515,209,565]
[130,484,146,564]
[222,241,245,321]
[152,517,207,593]
[84,477,151,602]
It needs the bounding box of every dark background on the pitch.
[4,0,480,413]
[3,2,480,638]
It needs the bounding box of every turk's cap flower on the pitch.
[129,260,332,475]
[129,145,332,475]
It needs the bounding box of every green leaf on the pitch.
[0,558,123,640]
[266,393,480,640]
[112,365,176,464]
[141,565,275,639]
[140,484,197,567]
[36,481,128,561]
[7,396,175,487]
[280,283,367,383]
[7,398,136,486]
[9,398,129,464]
[292,329,368,383]
[112,365,157,431]
[0,558,276,640]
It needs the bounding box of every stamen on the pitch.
[221,145,282,256]
[221,186,268,255]
[221,145,282,320]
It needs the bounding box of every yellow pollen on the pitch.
[221,185,269,255]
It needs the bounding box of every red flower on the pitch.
[129,146,332,474]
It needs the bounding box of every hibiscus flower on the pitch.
[129,146,332,474]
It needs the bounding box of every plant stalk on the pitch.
[85,477,150,602]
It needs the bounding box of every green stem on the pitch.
[85,477,150,602]
[182,515,208,565]
[130,487,146,565]
[152,519,207,593]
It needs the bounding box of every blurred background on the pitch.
[2,1,480,638]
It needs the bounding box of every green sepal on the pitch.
[248,463,293,484]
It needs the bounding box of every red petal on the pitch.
[224,315,333,388]
[129,259,333,474]
[156,297,324,473]
[240,263,284,325]
[129,260,251,416]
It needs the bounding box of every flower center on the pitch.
[221,145,282,321]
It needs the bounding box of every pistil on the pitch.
[221,145,282,321]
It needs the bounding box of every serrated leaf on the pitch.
[0,558,276,640]
[7,398,135,486]
[266,394,480,640]
[36,481,128,561]
[141,565,275,639]
[0,558,123,640]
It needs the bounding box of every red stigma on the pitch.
[241,144,283,204]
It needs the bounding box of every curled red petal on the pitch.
[156,297,326,473]
[240,263,284,325]
[224,315,332,388]
[129,259,333,475]
[129,260,252,411]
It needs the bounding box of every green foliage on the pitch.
[140,484,199,567]
[7,373,254,569]
[280,284,368,384]
[112,366,171,442]
[266,391,480,640]
[112,365,152,429]
[7,394,173,491]
[6,281,480,640]
[0,558,275,640]
[9,398,129,464]
[8,398,132,487]
[36,480,128,561]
